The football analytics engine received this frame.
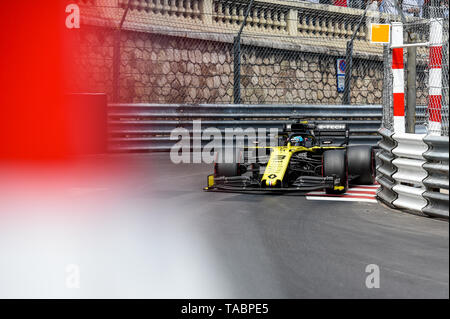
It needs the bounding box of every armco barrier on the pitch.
[422,135,449,218]
[376,129,449,219]
[108,104,385,152]
[375,128,398,207]
[391,133,429,213]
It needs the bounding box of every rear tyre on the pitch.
[323,150,348,194]
[347,146,375,185]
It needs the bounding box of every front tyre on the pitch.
[323,149,348,194]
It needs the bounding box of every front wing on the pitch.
[204,175,344,193]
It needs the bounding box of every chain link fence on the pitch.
[66,0,448,134]
[67,0,402,104]
[380,0,448,135]
[381,12,430,131]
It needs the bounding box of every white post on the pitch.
[391,22,405,133]
[428,18,443,135]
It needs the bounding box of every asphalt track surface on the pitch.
[0,154,448,298]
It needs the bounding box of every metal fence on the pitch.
[68,0,419,106]
[67,1,449,133]
[381,1,449,136]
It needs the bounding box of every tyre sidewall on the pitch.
[323,149,348,194]
[347,146,375,185]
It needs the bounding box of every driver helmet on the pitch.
[290,136,304,146]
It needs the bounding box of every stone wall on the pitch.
[119,30,234,103]
[67,26,427,105]
[240,46,384,105]
[66,27,115,99]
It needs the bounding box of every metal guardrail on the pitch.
[376,128,398,207]
[108,104,385,152]
[391,133,429,213]
[108,104,384,118]
[376,129,449,219]
[422,135,449,218]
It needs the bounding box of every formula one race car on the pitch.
[204,120,375,194]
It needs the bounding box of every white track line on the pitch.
[307,191,378,196]
[305,196,378,203]
[351,185,380,189]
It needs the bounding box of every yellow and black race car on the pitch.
[204,121,375,194]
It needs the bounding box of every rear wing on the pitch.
[314,123,349,147]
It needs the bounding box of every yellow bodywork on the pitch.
[261,146,295,187]
[204,141,345,190]
[261,144,343,187]
[207,174,215,187]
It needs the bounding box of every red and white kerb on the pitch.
[428,18,443,135]
[391,22,405,133]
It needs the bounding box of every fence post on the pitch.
[428,18,443,135]
[343,41,353,105]
[342,4,370,105]
[233,36,241,104]
[391,21,405,133]
[112,30,120,103]
[232,0,254,104]
[112,0,131,103]
[382,45,393,130]
[406,45,417,133]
